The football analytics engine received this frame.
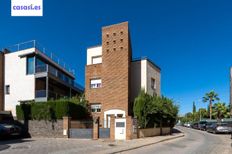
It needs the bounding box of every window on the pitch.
[5,85,10,94]
[35,58,46,73]
[120,39,123,42]
[92,56,102,64]
[91,104,101,112]
[27,57,35,74]
[90,79,102,88]
[113,33,116,36]
[113,40,116,44]
[151,78,156,90]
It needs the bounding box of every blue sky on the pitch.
[1,0,232,115]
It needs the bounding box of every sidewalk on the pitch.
[95,133,185,154]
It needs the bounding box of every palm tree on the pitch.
[202,91,220,119]
[212,102,230,120]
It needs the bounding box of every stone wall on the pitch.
[25,120,64,138]
[138,127,171,138]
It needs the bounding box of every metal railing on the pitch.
[3,40,75,75]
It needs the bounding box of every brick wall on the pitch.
[85,22,132,127]
[101,22,131,116]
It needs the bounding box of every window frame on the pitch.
[151,78,156,90]
[90,78,102,89]
[91,104,101,113]
[26,56,35,75]
[91,56,102,65]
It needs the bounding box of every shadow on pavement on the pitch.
[172,127,182,134]
[0,138,34,151]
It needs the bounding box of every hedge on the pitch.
[16,100,89,121]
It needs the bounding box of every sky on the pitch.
[0,0,232,115]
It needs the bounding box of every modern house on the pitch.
[85,22,161,128]
[0,40,84,116]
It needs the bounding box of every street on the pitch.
[122,126,232,154]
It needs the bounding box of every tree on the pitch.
[202,91,220,120]
[193,102,196,113]
[133,89,153,128]
[133,90,179,129]
[212,102,230,120]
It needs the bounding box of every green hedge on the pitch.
[16,100,89,120]
[16,104,31,120]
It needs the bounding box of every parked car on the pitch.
[184,123,191,127]
[191,122,199,129]
[0,124,11,139]
[198,121,207,131]
[207,123,232,134]
[1,124,22,136]
[0,111,23,138]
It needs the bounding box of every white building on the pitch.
[0,40,83,116]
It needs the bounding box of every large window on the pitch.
[91,104,101,112]
[35,58,46,73]
[90,79,102,88]
[27,57,35,74]
[92,56,102,64]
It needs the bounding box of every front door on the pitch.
[115,119,126,140]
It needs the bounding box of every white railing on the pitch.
[3,40,75,76]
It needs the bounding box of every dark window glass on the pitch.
[116,122,125,127]
[6,85,10,94]
[27,57,34,74]
[35,58,46,73]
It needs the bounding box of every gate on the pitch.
[69,128,93,139]
[69,120,93,139]
[99,128,110,138]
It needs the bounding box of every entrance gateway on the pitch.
[104,109,125,128]
[115,118,126,140]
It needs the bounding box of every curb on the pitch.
[108,133,185,154]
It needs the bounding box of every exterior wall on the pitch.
[85,64,103,120]
[130,59,161,104]
[138,127,171,138]
[4,48,35,116]
[86,22,132,127]
[101,22,131,119]
[146,60,161,96]
[26,120,64,138]
[230,67,232,116]
[0,52,5,111]
[87,46,102,65]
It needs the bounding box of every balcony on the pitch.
[3,40,75,76]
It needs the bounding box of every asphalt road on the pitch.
[122,126,232,154]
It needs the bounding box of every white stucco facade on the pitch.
[130,59,161,102]
[4,48,36,116]
[87,46,102,65]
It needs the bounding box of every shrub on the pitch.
[16,104,31,120]
[16,97,90,121]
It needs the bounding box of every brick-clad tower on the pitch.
[0,52,5,111]
[85,22,132,128]
[101,22,131,115]
[230,67,232,117]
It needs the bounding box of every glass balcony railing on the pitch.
[35,64,83,91]
[3,40,75,76]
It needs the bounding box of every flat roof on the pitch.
[132,57,161,71]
